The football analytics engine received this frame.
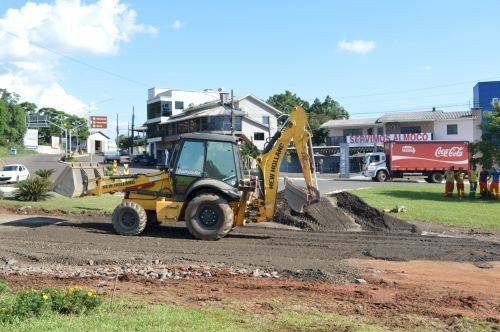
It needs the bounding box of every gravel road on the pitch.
[0,213,498,280]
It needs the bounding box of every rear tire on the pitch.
[376,170,388,182]
[429,172,443,183]
[184,194,234,241]
[112,201,147,236]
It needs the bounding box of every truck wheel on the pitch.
[112,201,147,236]
[184,194,234,241]
[376,171,388,182]
[430,172,443,183]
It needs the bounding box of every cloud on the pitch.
[338,40,376,54]
[171,19,184,30]
[421,65,433,71]
[0,0,157,115]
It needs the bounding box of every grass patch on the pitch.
[352,184,499,230]
[0,146,36,157]
[4,300,410,332]
[0,194,122,214]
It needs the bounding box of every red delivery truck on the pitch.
[362,141,470,183]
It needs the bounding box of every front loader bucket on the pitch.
[284,177,320,213]
[52,163,102,198]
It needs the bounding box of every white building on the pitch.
[320,108,482,146]
[145,88,281,162]
[86,131,112,153]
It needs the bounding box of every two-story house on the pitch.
[320,108,482,147]
[145,88,281,163]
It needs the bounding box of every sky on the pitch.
[1,0,500,139]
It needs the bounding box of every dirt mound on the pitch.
[274,191,417,233]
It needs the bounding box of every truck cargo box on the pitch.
[384,141,469,171]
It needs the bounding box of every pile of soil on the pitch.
[274,191,418,233]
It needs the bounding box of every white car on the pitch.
[0,164,30,184]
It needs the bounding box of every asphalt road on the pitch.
[1,153,436,194]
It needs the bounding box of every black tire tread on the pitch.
[184,194,234,241]
[112,201,147,236]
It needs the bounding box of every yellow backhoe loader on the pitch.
[53,106,320,240]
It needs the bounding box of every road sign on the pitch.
[90,116,107,129]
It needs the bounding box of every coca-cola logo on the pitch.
[435,146,464,158]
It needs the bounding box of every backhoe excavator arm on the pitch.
[252,106,320,221]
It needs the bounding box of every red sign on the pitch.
[90,116,107,129]
[386,141,469,171]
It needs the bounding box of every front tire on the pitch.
[184,194,234,241]
[376,170,388,182]
[112,201,147,236]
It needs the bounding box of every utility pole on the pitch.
[230,89,234,136]
[130,106,135,155]
[116,113,119,150]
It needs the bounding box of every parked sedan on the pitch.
[0,164,30,184]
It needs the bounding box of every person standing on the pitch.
[468,164,479,197]
[490,167,499,199]
[444,166,455,197]
[455,167,466,198]
[479,167,491,198]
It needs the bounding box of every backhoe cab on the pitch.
[53,106,319,240]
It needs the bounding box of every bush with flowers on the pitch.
[0,283,102,324]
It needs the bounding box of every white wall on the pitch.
[241,119,269,150]
[237,98,280,150]
[433,119,475,141]
[147,89,222,118]
[36,145,61,154]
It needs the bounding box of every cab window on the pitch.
[175,141,205,177]
[206,141,237,186]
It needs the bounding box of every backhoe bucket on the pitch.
[52,163,102,198]
[284,177,320,213]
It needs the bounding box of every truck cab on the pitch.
[362,152,389,182]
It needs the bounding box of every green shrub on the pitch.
[34,168,56,180]
[60,155,77,162]
[0,286,102,324]
[10,289,49,320]
[13,178,53,201]
[46,286,102,314]
[0,280,9,293]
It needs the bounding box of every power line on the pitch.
[2,29,149,88]
[349,102,471,117]
[337,77,500,100]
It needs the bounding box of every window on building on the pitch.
[343,128,362,137]
[254,132,265,140]
[400,126,421,134]
[161,101,172,117]
[367,128,373,135]
[175,101,184,110]
[447,124,458,135]
[377,127,384,135]
[147,101,161,119]
[262,116,270,125]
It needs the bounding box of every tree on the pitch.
[307,96,348,145]
[267,91,349,146]
[471,103,500,167]
[0,89,25,145]
[266,91,309,114]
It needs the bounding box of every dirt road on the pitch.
[0,213,498,276]
[0,211,499,330]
